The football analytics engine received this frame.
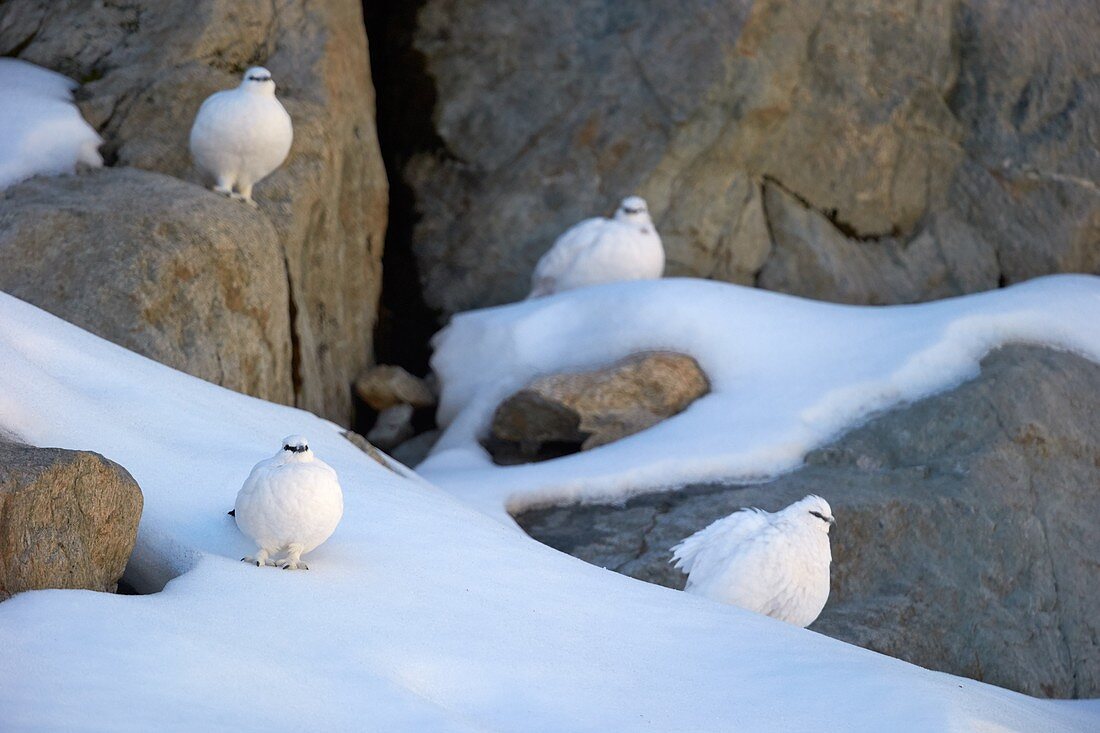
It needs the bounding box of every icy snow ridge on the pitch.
[422,275,1100,519]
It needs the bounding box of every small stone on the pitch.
[354,365,436,411]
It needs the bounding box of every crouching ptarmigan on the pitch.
[670,495,835,627]
[189,66,293,204]
[527,196,664,298]
[234,435,343,570]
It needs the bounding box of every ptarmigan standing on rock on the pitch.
[234,435,343,570]
[670,495,835,627]
[527,196,664,298]
[189,67,293,204]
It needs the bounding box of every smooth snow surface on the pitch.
[1,294,1096,731]
[422,275,1100,519]
[0,58,103,190]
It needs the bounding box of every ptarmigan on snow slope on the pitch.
[670,495,835,627]
[527,196,664,298]
[189,67,293,204]
[234,435,343,570]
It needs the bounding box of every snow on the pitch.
[0,293,1096,730]
[421,275,1100,520]
[0,58,103,191]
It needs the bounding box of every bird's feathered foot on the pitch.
[241,548,277,567]
[280,560,309,570]
[279,543,308,570]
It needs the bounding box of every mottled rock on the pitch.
[382,0,1097,315]
[0,168,293,402]
[0,0,388,423]
[517,346,1100,698]
[355,365,436,411]
[491,352,708,460]
[0,440,142,600]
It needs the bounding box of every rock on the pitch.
[376,0,1098,316]
[367,403,416,451]
[389,429,440,468]
[354,365,436,411]
[0,168,293,403]
[340,430,395,472]
[0,0,388,423]
[517,345,1100,698]
[0,440,142,601]
[490,352,708,460]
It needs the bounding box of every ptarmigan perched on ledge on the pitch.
[233,435,343,570]
[671,495,835,627]
[189,66,293,204]
[527,196,664,298]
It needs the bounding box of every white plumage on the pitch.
[527,195,664,298]
[671,495,835,627]
[234,435,343,570]
[189,66,293,203]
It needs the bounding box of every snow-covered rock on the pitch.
[423,276,1100,520]
[0,58,102,190]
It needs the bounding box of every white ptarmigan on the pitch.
[234,435,343,570]
[189,66,293,204]
[670,495,835,627]
[527,196,664,298]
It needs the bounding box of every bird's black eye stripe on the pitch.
[248,75,272,82]
[283,444,308,453]
[809,510,828,522]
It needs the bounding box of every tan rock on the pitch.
[491,352,709,455]
[354,365,436,411]
[0,440,142,601]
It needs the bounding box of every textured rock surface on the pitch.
[0,169,293,402]
[490,352,708,459]
[0,0,388,422]
[388,0,1098,315]
[0,440,142,601]
[517,346,1100,698]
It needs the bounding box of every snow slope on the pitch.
[0,297,1097,730]
[0,58,103,191]
[422,275,1100,519]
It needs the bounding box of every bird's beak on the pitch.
[828,516,836,526]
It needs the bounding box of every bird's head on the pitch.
[613,195,653,228]
[240,67,277,96]
[793,495,835,533]
[279,434,313,462]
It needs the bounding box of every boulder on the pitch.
[354,365,436,411]
[0,0,388,423]
[0,168,293,402]
[375,0,1098,315]
[490,352,708,461]
[517,346,1100,698]
[0,440,142,600]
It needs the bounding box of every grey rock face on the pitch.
[397,0,1098,316]
[517,346,1100,698]
[0,440,143,601]
[0,0,388,423]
